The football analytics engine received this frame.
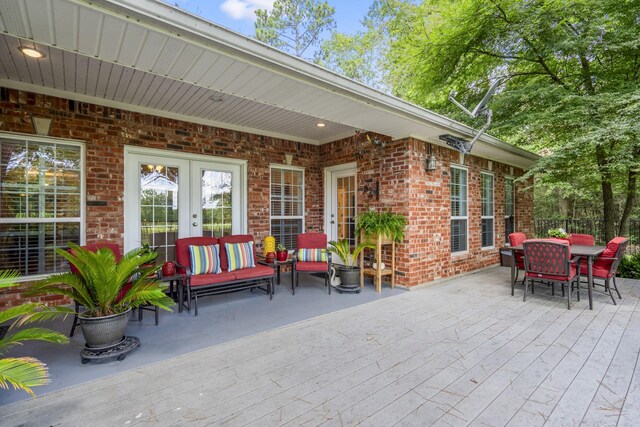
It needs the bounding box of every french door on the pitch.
[124,147,246,261]
[324,163,357,264]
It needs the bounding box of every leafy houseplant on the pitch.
[276,243,288,262]
[548,228,569,239]
[140,243,159,267]
[356,210,407,242]
[0,270,70,397]
[32,243,174,347]
[327,239,375,288]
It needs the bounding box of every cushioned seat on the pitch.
[523,239,580,309]
[291,233,331,295]
[579,237,627,305]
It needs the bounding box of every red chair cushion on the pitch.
[592,237,625,270]
[218,235,255,272]
[234,265,274,280]
[526,265,577,282]
[189,271,236,287]
[569,234,595,246]
[297,233,327,249]
[296,261,328,272]
[175,237,219,274]
[509,232,527,246]
[579,264,613,279]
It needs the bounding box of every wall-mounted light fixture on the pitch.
[425,143,437,171]
[366,134,386,148]
[362,180,380,201]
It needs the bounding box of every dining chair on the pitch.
[569,233,595,246]
[291,233,332,295]
[579,237,628,305]
[522,239,580,309]
[508,232,527,285]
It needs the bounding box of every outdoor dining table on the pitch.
[506,244,605,310]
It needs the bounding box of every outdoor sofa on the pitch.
[175,235,275,315]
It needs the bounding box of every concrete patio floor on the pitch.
[1,267,639,426]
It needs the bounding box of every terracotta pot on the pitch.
[276,250,288,261]
[162,261,176,276]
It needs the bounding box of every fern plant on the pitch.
[0,270,70,397]
[356,210,407,242]
[327,239,375,269]
[31,243,174,318]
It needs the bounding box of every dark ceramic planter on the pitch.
[337,267,360,288]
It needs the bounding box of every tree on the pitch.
[255,0,336,58]
[381,0,640,241]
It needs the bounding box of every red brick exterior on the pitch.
[0,88,533,307]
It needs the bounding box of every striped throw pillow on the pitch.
[225,241,256,272]
[297,248,327,262]
[189,244,221,275]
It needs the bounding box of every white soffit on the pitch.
[0,0,538,168]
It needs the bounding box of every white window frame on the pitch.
[481,172,495,249]
[505,176,515,243]
[450,165,468,254]
[269,165,305,249]
[0,132,86,280]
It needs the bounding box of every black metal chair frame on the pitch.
[291,252,332,295]
[580,239,628,305]
[523,240,581,309]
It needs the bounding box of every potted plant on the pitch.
[548,228,569,239]
[31,243,174,348]
[140,242,159,267]
[356,210,407,242]
[327,239,375,288]
[276,243,288,262]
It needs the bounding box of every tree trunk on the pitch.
[618,146,639,236]
[596,145,616,242]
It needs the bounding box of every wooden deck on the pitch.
[2,267,639,426]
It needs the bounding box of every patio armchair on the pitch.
[579,237,628,305]
[522,239,581,309]
[68,241,159,337]
[569,234,595,246]
[508,232,527,285]
[291,233,332,295]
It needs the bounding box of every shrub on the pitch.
[617,253,640,279]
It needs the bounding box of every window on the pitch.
[450,166,468,253]
[505,177,515,242]
[481,173,494,248]
[270,166,304,250]
[0,134,84,277]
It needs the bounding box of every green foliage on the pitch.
[617,253,640,279]
[31,243,175,318]
[373,0,640,240]
[355,210,407,242]
[327,239,375,268]
[0,270,69,397]
[255,0,336,58]
[548,228,569,239]
[276,243,286,252]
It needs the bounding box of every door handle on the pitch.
[193,222,198,226]
[330,221,335,224]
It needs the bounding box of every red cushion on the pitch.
[296,261,328,272]
[526,264,577,282]
[592,237,626,271]
[116,283,132,302]
[218,235,255,272]
[297,233,327,249]
[579,264,613,279]
[569,234,595,245]
[509,232,527,247]
[189,271,236,287]
[233,265,274,280]
[175,237,218,274]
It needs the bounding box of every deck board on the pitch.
[1,268,639,426]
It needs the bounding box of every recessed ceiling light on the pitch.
[316,123,326,127]
[18,46,46,59]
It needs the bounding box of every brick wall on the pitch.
[0,88,534,307]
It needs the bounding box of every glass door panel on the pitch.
[336,175,356,246]
[139,163,179,262]
[200,170,233,237]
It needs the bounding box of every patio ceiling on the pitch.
[0,0,538,168]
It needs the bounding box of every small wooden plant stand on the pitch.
[359,232,395,293]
